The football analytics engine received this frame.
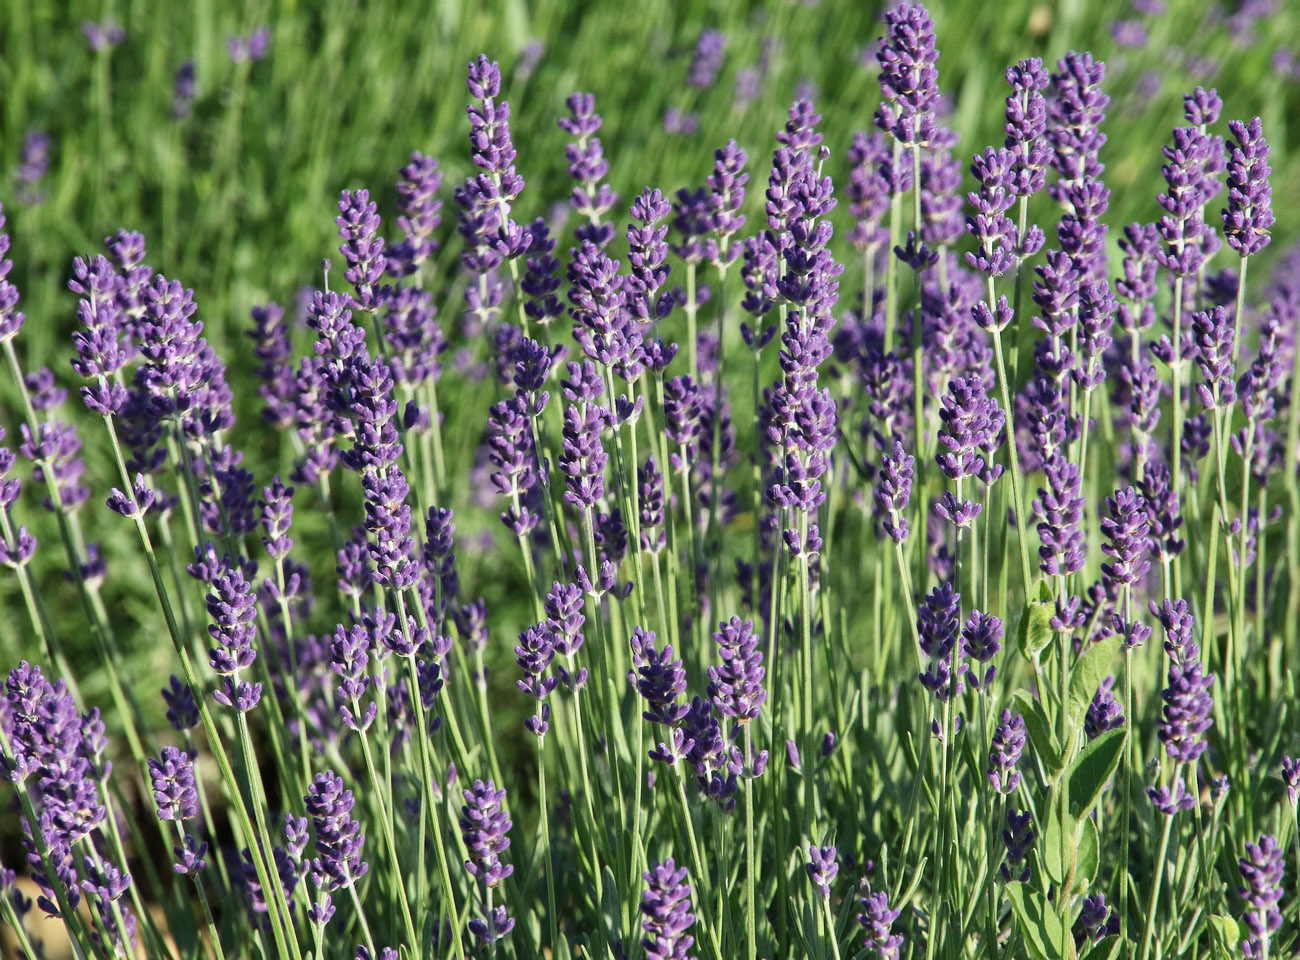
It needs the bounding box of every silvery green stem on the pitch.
[97,409,302,960]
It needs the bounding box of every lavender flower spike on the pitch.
[305,771,369,890]
[858,883,904,960]
[1238,835,1283,959]
[874,2,940,146]
[806,846,838,899]
[461,779,515,944]
[1221,118,1273,258]
[641,858,695,960]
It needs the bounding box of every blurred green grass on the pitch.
[1,0,1298,723]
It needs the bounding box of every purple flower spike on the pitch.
[1281,757,1299,806]
[641,858,695,960]
[148,746,199,821]
[560,93,618,247]
[1156,657,1214,764]
[1004,58,1051,201]
[1048,52,1108,203]
[1001,809,1034,882]
[874,2,940,145]
[205,556,263,712]
[1100,487,1150,590]
[336,189,387,312]
[918,581,961,701]
[1221,118,1273,258]
[686,29,725,89]
[858,884,904,960]
[162,675,200,731]
[1191,305,1236,408]
[706,140,748,267]
[389,152,443,277]
[1034,452,1086,576]
[876,439,914,543]
[806,846,838,898]
[707,617,766,722]
[1085,676,1125,741]
[631,627,688,730]
[1078,894,1119,941]
[461,780,515,944]
[988,709,1025,794]
[0,206,27,345]
[961,610,1003,689]
[515,623,557,736]
[1238,835,1283,959]
[305,771,368,890]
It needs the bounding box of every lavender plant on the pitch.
[2,9,1300,960]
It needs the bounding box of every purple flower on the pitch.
[515,623,557,736]
[641,858,695,960]
[82,20,125,52]
[559,93,618,247]
[627,188,675,324]
[1100,487,1150,590]
[1150,598,1198,663]
[962,610,1003,689]
[1001,809,1034,882]
[806,846,838,898]
[631,627,688,730]
[1155,657,1213,764]
[874,2,940,145]
[148,746,199,821]
[1281,756,1299,806]
[1034,452,1085,576]
[706,140,748,268]
[389,152,443,277]
[918,581,961,701]
[305,771,368,890]
[988,710,1025,794]
[1221,118,1274,257]
[846,131,891,253]
[16,130,51,204]
[966,146,1018,276]
[330,624,377,731]
[1238,835,1283,959]
[162,675,199,732]
[461,780,515,944]
[1085,676,1125,741]
[1191,305,1236,408]
[1004,57,1051,201]
[336,189,387,312]
[686,29,725,88]
[205,557,263,712]
[1048,52,1108,203]
[0,206,27,346]
[935,374,1004,500]
[875,439,914,543]
[1139,463,1184,562]
[173,61,197,118]
[1078,894,1118,941]
[707,617,766,722]
[857,884,903,960]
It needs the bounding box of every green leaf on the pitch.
[896,856,928,908]
[1082,935,1122,960]
[1067,635,1122,734]
[1041,795,1074,885]
[1013,689,1063,775]
[1209,914,1240,950]
[1076,815,1100,887]
[1067,728,1126,820]
[1017,581,1056,661]
[1007,884,1068,960]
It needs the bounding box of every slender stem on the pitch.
[1138,807,1176,960]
